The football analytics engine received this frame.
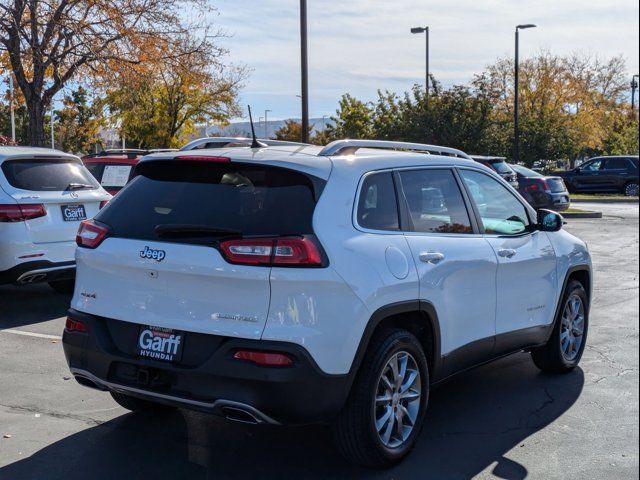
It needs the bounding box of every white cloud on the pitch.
[213,0,640,119]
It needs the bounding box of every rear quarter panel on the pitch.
[262,164,420,375]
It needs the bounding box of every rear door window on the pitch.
[97,161,322,244]
[603,158,631,171]
[2,159,99,191]
[399,169,473,234]
[356,172,400,231]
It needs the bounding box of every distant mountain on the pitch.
[202,118,335,139]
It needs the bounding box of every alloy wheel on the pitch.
[560,293,585,361]
[625,183,639,197]
[374,351,422,448]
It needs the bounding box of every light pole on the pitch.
[50,104,55,149]
[411,26,430,107]
[632,75,639,113]
[264,109,272,138]
[8,74,16,142]
[514,24,536,163]
[300,0,310,143]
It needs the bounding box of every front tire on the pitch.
[333,329,429,469]
[532,280,589,373]
[110,391,176,414]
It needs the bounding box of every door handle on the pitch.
[419,252,445,264]
[498,248,517,259]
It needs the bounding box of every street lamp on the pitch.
[411,26,430,106]
[300,0,310,143]
[514,23,537,163]
[632,75,639,113]
[264,109,272,138]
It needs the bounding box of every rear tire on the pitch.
[48,279,75,294]
[333,329,429,469]
[110,391,176,414]
[532,280,589,373]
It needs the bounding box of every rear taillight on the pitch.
[0,204,46,223]
[219,236,323,267]
[99,200,109,209]
[76,219,109,249]
[233,350,295,367]
[65,317,87,333]
[175,156,230,163]
[540,179,550,191]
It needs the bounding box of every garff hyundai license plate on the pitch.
[137,326,184,363]
[61,204,87,222]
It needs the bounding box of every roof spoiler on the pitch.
[318,140,471,159]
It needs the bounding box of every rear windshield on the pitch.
[96,161,323,244]
[510,164,542,178]
[487,160,514,175]
[2,158,99,191]
[85,162,134,189]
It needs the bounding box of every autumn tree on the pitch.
[104,36,245,148]
[274,120,313,143]
[327,94,374,140]
[54,87,103,153]
[0,0,219,146]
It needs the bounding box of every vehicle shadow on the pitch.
[0,353,584,480]
[0,284,70,328]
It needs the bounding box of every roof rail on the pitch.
[179,137,310,151]
[318,140,471,159]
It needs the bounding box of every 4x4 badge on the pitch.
[140,246,166,262]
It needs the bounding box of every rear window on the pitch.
[96,161,323,244]
[85,162,134,189]
[511,164,543,178]
[2,158,99,191]
[487,160,514,175]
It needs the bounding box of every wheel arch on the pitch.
[545,264,592,343]
[348,301,443,385]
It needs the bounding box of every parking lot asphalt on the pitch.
[0,201,638,480]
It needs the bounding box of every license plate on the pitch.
[61,204,87,222]
[137,326,184,363]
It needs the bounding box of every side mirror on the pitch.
[537,209,563,232]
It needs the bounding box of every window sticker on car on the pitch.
[101,165,132,187]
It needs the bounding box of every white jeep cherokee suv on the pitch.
[0,147,110,292]
[63,140,592,468]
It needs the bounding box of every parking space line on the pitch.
[0,329,62,341]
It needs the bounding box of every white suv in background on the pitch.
[63,140,592,468]
[0,147,111,293]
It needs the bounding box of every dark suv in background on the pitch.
[555,156,639,196]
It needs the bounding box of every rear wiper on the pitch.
[66,183,95,191]
[155,224,242,239]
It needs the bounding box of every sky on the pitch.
[211,0,640,121]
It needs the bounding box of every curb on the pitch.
[563,211,603,219]
[571,198,639,204]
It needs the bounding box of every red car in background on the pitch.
[82,149,176,195]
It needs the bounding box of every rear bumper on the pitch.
[62,309,352,425]
[526,191,570,212]
[0,260,75,286]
